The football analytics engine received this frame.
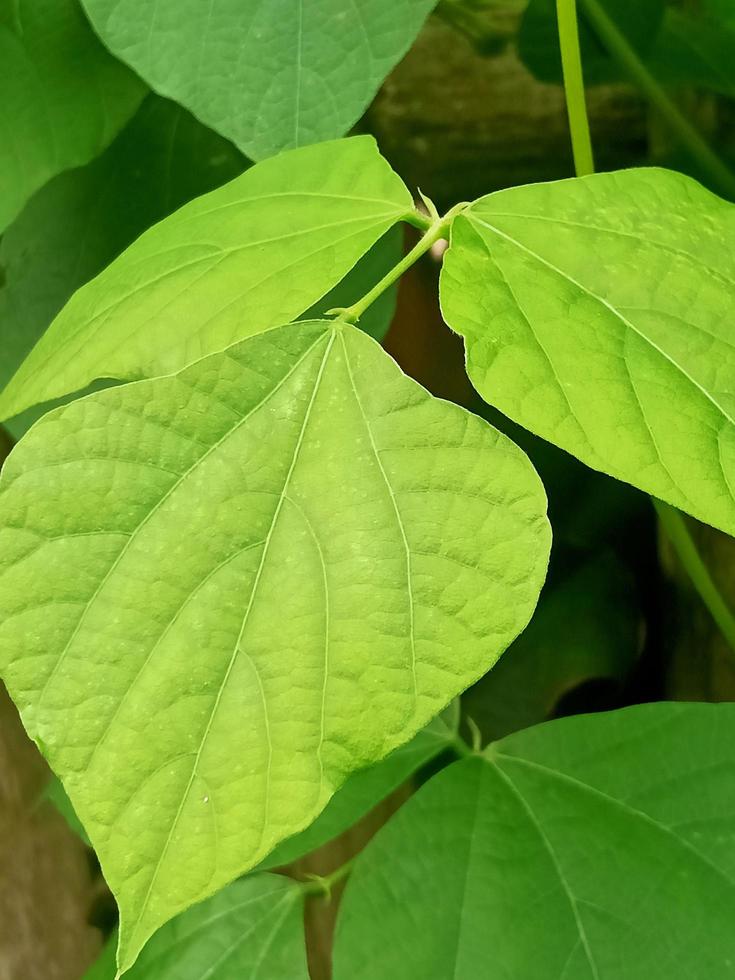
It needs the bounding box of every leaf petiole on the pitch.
[328,201,469,325]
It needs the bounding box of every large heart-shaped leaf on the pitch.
[0,95,245,440]
[441,168,735,536]
[0,136,413,424]
[0,0,145,233]
[334,702,735,978]
[85,875,309,979]
[0,319,550,971]
[80,0,437,161]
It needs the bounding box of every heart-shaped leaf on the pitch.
[0,0,145,233]
[334,702,735,978]
[0,136,413,424]
[0,319,550,970]
[80,0,437,161]
[441,168,735,536]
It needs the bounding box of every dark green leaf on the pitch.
[0,136,414,423]
[335,703,735,979]
[0,0,145,232]
[81,0,437,160]
[0,95,245,440]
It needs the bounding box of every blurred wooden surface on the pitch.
[0,685,104,980]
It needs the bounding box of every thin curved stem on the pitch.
[654,501,735,654]
[556,0,595,177]
[301,857,356,898]
[579,0,735,200]
[328,201,469,325]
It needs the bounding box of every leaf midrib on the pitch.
[126,330,335,958]
[31,327,329,719]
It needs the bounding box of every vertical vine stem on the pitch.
[578,0,735,201]
[556,0,595,176]
[556,0,735,654]
[653,502,735,654]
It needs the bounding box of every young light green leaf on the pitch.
[80,0,437,161]
[260,706,460,870]
[0,0,145,233]
[0,136,413,424]
[0,319,550,971]
[85,875,308,980]
[334,702,735,979]
[441,168,735,536]
[83,936,118,980]
[0,95,245,440]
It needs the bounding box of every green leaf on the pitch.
[463,552,639,741]
[441,168,735,536]
[83,936,118,980]
[0,0,145,233]
[334,702,735,979]
[0,319,550,971]
[85,875,308,979]
[0,136,413,424]
[0,95,245,441]
[518,0,664,86]
[260,705,460,869]
[80,0,437,161]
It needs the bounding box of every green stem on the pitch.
[653,501,735,654]
[556,0,595,176]
[579,0,735,200]
[329,202,469,325]
[301,857,356,898]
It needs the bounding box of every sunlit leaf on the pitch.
[0,318,549,970]
[0,136,413,424]
[85,875,308,979]
[441,168,735,535]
